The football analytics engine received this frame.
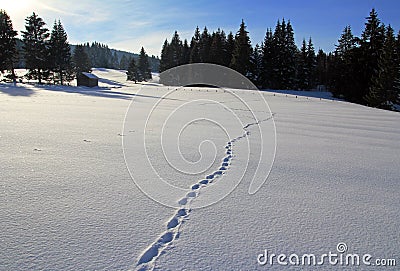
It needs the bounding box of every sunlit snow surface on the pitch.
[1,69,399,270]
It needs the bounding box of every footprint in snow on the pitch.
[178,198,187,205]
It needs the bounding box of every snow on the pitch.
[81,72,99,79]
[1,69,399,270]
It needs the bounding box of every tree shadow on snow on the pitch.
[40,84,184,101]
[0,83,35,97]
[0,81,184,101]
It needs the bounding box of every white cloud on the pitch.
[110,30,177,56]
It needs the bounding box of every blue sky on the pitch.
[2,0,400,56]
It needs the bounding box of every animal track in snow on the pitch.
[134,114,275,271]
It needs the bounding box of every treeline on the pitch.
[0,10,158,85]
[75,42,159,72]
[160,20,319,90]
[328,9,400,110]
[160,9,400,110]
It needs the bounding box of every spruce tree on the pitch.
[261,28,273,88]
[306,37,316,89]
[190,26,201,63]
[331,26,357,99]
[230,20,253,76]
[316,49,328,87]
[365,25,399,109]
[22,12,50,84]
[249,44,262,86]
[282,20,298,89]
[397,31,400,63]
[297,39,308,90]
[170,31,183,67]
[182,39,190,64]
[126,57,138,83]
[0,10,18,80]
[224,31,235,67]
[159,39,171,72]
[358,8,386,103]
[48,20,72,84]
[138,47,151,81]
[270,19,284,89]
[209,29,224,65]
[73,44,91,75]
[199,27,211,63]
[269,19,298,89]
[336,25,356,54]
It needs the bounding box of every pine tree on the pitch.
[73,44,91,75]
[0,10,18,80]
[48,20,72,84]
[230,20,253,76]
[138,47,151,81]
[126,57,138,83]
[22,12,50,84]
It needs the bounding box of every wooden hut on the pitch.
[77,72,98,87]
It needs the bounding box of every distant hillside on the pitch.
[70,44,160,72]
[15,39,160,72]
